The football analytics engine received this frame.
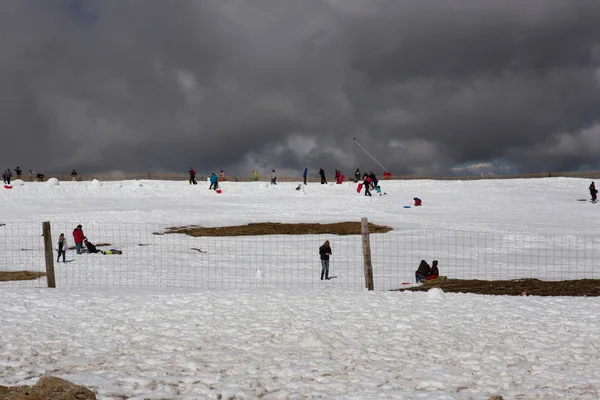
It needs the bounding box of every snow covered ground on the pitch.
[1,177,600,399]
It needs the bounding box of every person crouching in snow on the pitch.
[414,197,422,206]
[415,260,431,283]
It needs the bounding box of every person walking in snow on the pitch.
[5,169,12,185]
[270,170,277,185]
[303,168,308,185]
[56,233,68,263]
[362,174,372,196]
[72,224,86,255]
[209,172,218,190]
[590,182,597,203]
[319,168,327,185]
[188,167,197,185]
[319,240,332,280]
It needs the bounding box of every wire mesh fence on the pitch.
[1,221,599,290]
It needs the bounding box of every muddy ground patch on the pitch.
[0,271,46,282]
[395,278,600,297]
[161,221,394,237]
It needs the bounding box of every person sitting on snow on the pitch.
[414,197,422,206]
[428,260,439,280]
[84,239,101,254]
[415,260,431,283]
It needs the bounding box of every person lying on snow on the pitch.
[84,240,123,255]
[415,260,431,283]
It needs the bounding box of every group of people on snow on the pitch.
[55,224,123,262]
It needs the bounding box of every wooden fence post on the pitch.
[361,217,374,290]
[42,221,56,288]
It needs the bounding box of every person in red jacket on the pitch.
[72,224,87,254]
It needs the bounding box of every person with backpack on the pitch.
[188,167,197,185]
[319,240,332,280]
[72,224,86,254]
[56,233,68,263]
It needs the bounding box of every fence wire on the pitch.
[1,222,598,290]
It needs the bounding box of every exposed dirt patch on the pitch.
[0,271,46,282]
[162,222,393,237]
[394,278,600,297]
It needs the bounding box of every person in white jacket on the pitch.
[57,233,68,263]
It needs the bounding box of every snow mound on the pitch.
[46,178,60,186]
[426,287,446,300]
[11,179,25,187]
[132,180,143,187]
[90,179,103,187]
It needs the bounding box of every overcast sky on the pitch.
[2,0,600,176]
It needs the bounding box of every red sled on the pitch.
[216,189,222,194]
[4,185,12,189]
[356,183,363,193]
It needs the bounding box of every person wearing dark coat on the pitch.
[319,168,327,185]
[303,168,308,185]
[590,182,597,203]
[429,260,439,279]
[362,175,372,196]
[415,260,431,283]
[188,167,197,185]
[319,240,332,280]
[84,239,101,254]
[368,172,378,189]
[355,168,361,182]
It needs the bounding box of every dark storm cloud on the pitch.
[1,0,599,177]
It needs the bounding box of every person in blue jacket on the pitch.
[209,172,219,190]
[303,168,308,185]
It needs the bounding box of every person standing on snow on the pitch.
[188,167,197,185]
[56,233,68,263]
[72,224,86,255]
[319,168,327,184]
[590,182,597,203]
[270,170,277,185]
[362,174,372,196]
[355,168,361,182]
[303,168,308,185]
[209,172,218,190]
[319,240,332,280]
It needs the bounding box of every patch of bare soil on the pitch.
[0,271,46,282]
[395,278,600,297]
[161,221,393,237]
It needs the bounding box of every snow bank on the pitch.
[46,178,60,186]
